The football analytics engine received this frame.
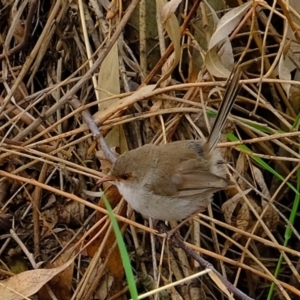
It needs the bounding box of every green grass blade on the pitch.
[103,194,139,300]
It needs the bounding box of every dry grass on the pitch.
[0,0,300,299]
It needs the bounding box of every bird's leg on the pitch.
[156,207,206,239]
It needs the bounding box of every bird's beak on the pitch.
[97,174,115,184]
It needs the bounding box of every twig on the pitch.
[32,162,49,258]
[69,97,116,163]
[0,0,38,61]
[159,223,254,300]
[14,0,140,143]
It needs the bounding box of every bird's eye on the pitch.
[120,174,130,180]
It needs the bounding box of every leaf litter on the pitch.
[0,0,300,299]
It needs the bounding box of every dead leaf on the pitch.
[97,40,120,108]
[208,1,252,50]
[233,153,249,190]
[0,259,74,300]
[279,53,291,95]
[252,166,279,235]
[283,0,300,76]
[157,0,181,85]
[96,41,124,151]
[252,166,270,199]
[205,1,251,77]
[149,100,164,132]
[290,87,300,112]
[208,271,234,300]
[161,0,182,24]
[222,165,279,253]
[205,46,233,78]
[222,189,251,225]
[38,249,75,300]
[236,198,261,233]
[93,84,157,125]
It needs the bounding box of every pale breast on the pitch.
[115,180,213,221]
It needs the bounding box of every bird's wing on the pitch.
[145,157,229,197]
[171,170,229,196]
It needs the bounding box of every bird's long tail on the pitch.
[206,67,242,153]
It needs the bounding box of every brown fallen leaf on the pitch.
[38,249,75,300]
[0,259,74,300]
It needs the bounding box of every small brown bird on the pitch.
[102,69,242,221]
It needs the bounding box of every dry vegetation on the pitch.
[0,0,300,299]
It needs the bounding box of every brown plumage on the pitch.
[109,68,242,221]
